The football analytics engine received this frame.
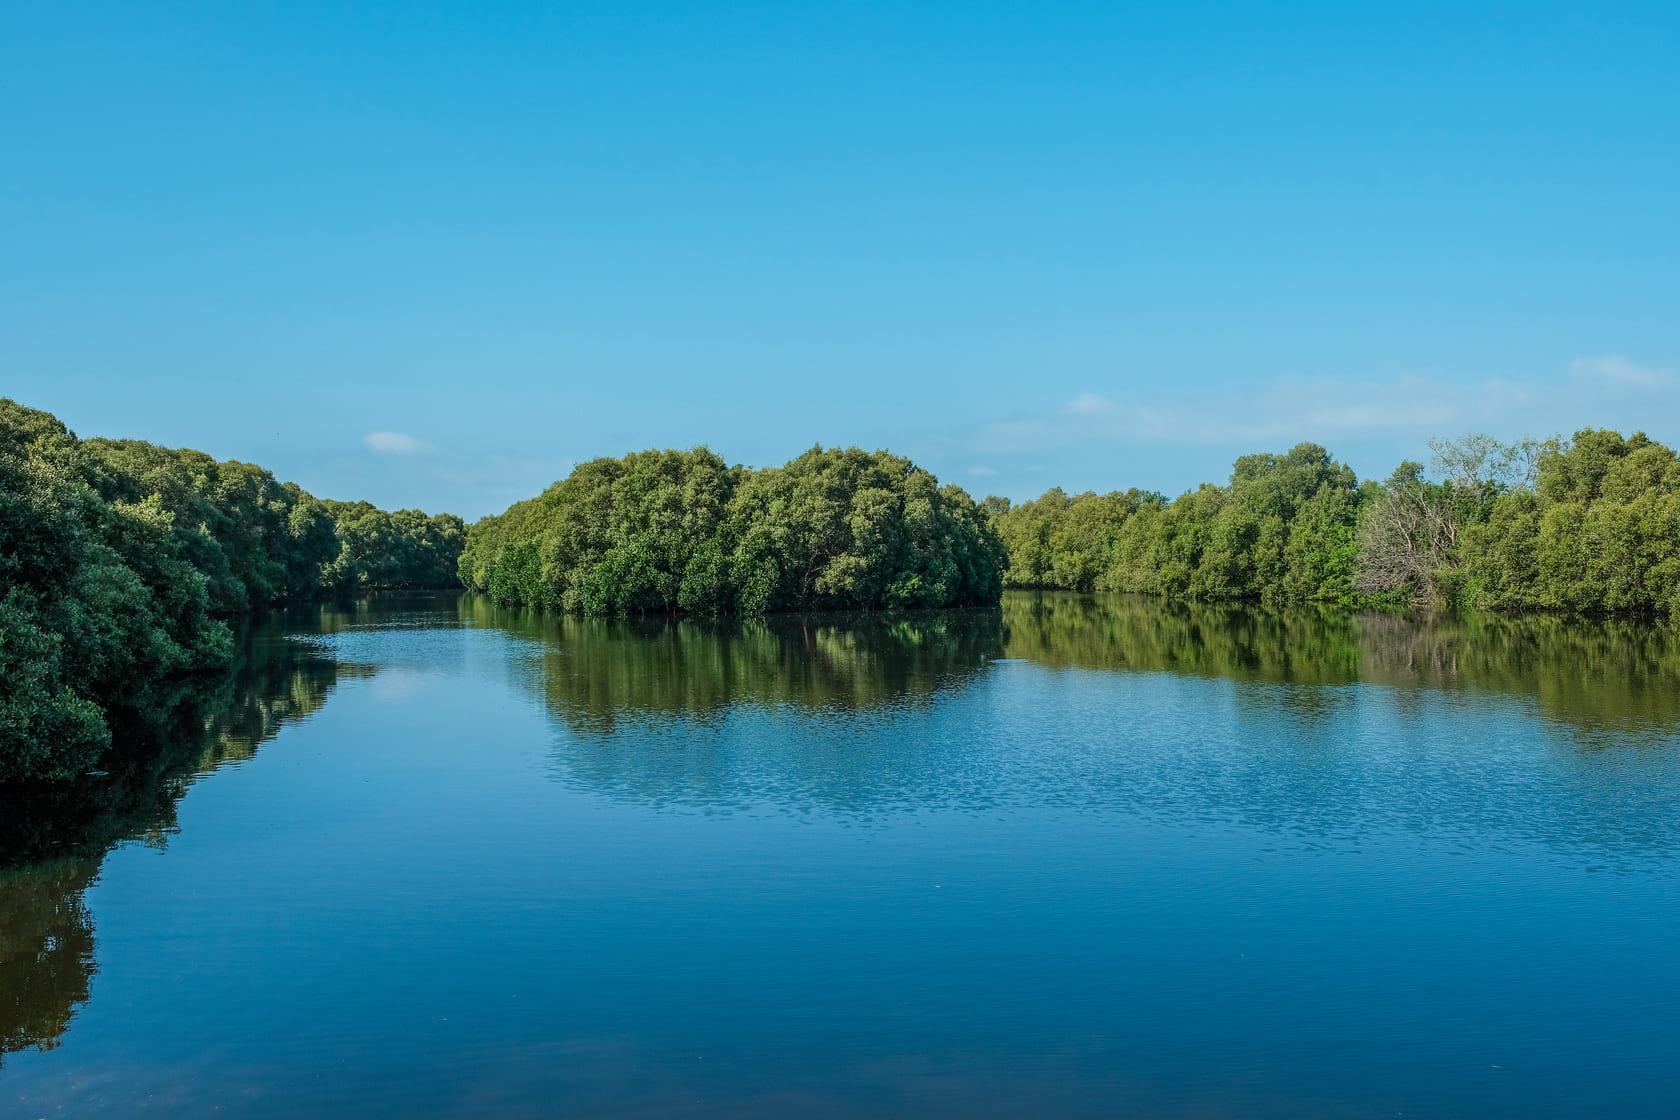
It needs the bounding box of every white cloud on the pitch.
[1571,355,1670,389]
[968,464,998,477]
[936,359,1680,496]
[365,431,434,455]
[969,371,1561,459]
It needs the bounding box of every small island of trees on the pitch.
[458,445,1004,614]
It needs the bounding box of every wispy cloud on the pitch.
[1077,382,1422,444]
[973,375,1545,458]
[924,357,1680,497]
[1571,355,1670,389]
[1069,392,1113,416]
[968,464,998,477]
[365,431,435,455]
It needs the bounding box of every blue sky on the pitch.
[3,1,1676,518]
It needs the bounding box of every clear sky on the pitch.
[4,1,1677,518]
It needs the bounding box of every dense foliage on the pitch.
[460,445,1005,614]
[321,500,466,592]
[987,443,1365,604]
[9,397,1677,784]
[0,400,462,782]
[1394,430,1680,617]
[80,437,342,614]
[989,430,1680,620]
[1,402,227,782]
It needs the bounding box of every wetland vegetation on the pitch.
[6,393,1680,785]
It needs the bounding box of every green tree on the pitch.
[322,500,465,590]
[1,398,466,782]
[993,442,1361,605]
[1,402,228,780]
[460,445,1004,614]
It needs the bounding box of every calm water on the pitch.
[3,592,1679,1118]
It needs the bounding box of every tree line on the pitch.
[463,428,1678,623]
[985,429,1680,618]
[9,393,1675,785]
[0,399,463,782]
[459,444,1004,615]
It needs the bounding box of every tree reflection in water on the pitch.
[467,591,1680,737]
[1001,591,1680,734]
[5,590,1680,1069]
[479,591,1680,842]
[463,597,1005,731]
[0,617,372,1068]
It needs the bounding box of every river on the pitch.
[3,591,1677,1117]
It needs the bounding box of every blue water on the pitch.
[3,594,1677,1117]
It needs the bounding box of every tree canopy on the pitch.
[9,394,1678,786]
[990,430,1680,620]
[0,399,464,782]
[987,442,1364,605]
[321,500,466,592]
[459,445,1005,614]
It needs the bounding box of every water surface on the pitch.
[3,592,1678,1117]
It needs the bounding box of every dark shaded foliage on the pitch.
[82,438,340,613]
[0,399,460,781]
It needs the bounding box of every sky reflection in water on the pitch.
[2,592,1677,1118]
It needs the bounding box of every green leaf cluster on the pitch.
[459,445,1005,614]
